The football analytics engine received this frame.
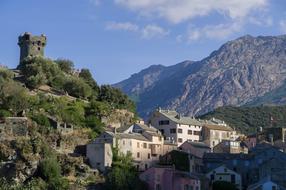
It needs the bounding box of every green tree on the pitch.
[63,77,92,99]
[55,59,74,74]
[105,145,147,190]
[79,69,99,91]
[39,157,69,190]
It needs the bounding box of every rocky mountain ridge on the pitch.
[114,34,286,118]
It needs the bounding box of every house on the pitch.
[206,165,242,190]
[203,153,252,189]
[179,140,211,158]
[0,117,28,136]
[201,122,234,150]
[247,177,286,190]
[139,166,201,190]
[213,140,248,154]
[149,108,203,146]
[263,127,286,143]
[204,143,286,189]
[87,123,175,172]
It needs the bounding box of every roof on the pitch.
[105,131,149,141]
[203,153,252,160]
[182,140,210,149]
[247,177,286,190]
[158,110,202,126]
[203,124,233,131]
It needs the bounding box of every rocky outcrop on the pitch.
[114,35,286,118]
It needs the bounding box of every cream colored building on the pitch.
[201,123,234,150]
[87,123,177,172]
[149,109,203,146]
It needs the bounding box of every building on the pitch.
[149,109,203,146]
[263,127,286,143]
[201,123,234,150]
[206,165,242,190]
[87,123,176,172]
[179,140,211,158]
[18,32,47,64]
[213,140,248,154]
[139,166,201,190]
[247,177,286,190]
[0,117,28,136]
[160,149,205,174]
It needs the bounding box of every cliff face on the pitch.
[114,35,286,118]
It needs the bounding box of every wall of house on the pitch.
[86,143,112,172]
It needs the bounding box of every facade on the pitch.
[0,117,28,136]
[179,140,211,158]
[206,165,242,190]
[201,123,234,150]
[213,140,248,154]
[247,177,286,190]
[87,123,176,172]
[149,109,203,146]
[139,166,201,190]
[18,32,46,63]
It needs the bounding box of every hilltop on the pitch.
[114,34,286,118]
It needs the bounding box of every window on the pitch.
[194,131,201,136]
[123,140,125,145]
[143,143,147,148]
[184,185,189,190]
[178,128,183,133]
[159,120,169,125]
[137,152,140,158]
[38,47,41,51]
[188,130,193,135]
[148,153,151,159]
[155,184,161,190]
[145,164,148,170]
[160,129,165,134]
[231,174,235,184]
[170,128,176,133]
[211,174,214,181]
[137,142,140,148]
[178,138,183,143]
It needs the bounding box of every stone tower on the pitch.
[18,32,47,63]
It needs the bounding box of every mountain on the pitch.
[199,105,286,134]
[114,35,286,118]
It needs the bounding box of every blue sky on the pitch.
[0,0,286,84]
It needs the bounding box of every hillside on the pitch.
[199,106,286,134]
[114,35,286,118]
[0,56,136,189]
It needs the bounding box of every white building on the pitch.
[87,123,177,172]
[149,109,203,146]
[206,165,242,190]
[247,177,286,190]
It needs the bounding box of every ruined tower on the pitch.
[18,32,47,63]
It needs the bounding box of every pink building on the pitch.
[140,166,201,190]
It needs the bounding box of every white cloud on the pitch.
[89,0,101,6]
[279,20,286,33]
[105,22,169,39]
[248,16,273,27]
[141,24,169,39]
[105,21,139,32]
[187,22,243,42]
[114,0,268,24]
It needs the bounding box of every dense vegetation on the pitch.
[199,106,286,134]
[105,146,147,190]
[0,57,137,189]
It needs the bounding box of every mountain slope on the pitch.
[114,35,286,118]
[199,106,286,134]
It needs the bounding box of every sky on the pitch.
[0,0,286,84]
